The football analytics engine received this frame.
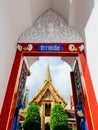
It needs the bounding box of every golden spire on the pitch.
[44,62,51,81]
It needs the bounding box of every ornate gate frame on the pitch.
[0,43,98,130]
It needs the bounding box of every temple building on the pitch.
[20,64,76,130]
[29,64,67,129]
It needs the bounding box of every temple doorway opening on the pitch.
[12,56,79,130]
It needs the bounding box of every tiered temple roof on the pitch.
[29,63,67,107]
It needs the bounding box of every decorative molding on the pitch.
[18,9,83,43]
[68,44,75,51]
[17,43,33,51]
[17,43,84,52]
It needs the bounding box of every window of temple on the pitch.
[45,103,51,116]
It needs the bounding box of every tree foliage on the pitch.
[50,104,69,130]
[23,102,41,130]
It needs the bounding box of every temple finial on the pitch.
[44,61,51,81]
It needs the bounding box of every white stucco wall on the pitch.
[51,0,70,23]
[30,0,70,24]
[31,0,51,24]
[0,0,32,112]
[85,0,98,102]
[69,0,98,103]
[69,0,94,40]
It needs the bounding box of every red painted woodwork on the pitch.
[0,50,23,130]
[0,43,98,130]
[79,52,98,130]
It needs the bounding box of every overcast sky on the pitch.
[26,56,72,109]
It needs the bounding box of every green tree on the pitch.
[23,102,41,130]
[50,104,70,130]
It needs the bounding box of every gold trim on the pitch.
[78,56,95,130]
[22,51,79,55]
[6,55,23,130]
